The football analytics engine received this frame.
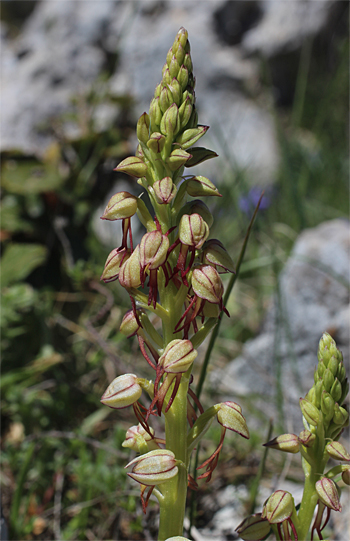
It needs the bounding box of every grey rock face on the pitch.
[1,0,119,155]
[242,0,336,57]
[1,0,343,183]
[214,219,350,431]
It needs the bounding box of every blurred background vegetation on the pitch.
[0,2,349,540]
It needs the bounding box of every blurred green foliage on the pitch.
[1,25,348,541]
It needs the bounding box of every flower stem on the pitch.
[156,241,189,540]
[296,458,319,539]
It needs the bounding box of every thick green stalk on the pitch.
[158,378,189,540]
[296,458,319,539]
[297,422,327,540]
[157,277,189,540]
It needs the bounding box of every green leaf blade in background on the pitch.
[1,159,65,195]
[1,243,48,288]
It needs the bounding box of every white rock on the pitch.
[214,219,350,428]
[242,0,336,57]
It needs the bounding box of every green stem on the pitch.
[297,426,328,541]
[158,377,189,540]
[296,457,319,539]
[156,249,189,540]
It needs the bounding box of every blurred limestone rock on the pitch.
[242,0,340,57]
[108,0,278,186]
[213,219,350,430]
[1,0,344,184]
[241,0,347,106]
[0,0,120,156]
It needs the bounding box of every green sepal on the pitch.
[185,147,218,167]
[187,405,219,454]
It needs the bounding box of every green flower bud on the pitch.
[101,373,142,409]
[119,246,142,289]
[317,361,327,379]
[114,156,148,178]
[341,465,350,485]
[306,386,317,406]
[100,248,130,283]
[159,339,197,373]
[149,97,162,130]
[162,67,172,86]
[119,309,141,337]
[174,27,189,53]
[263,434,300,454]
[333,403,349,425]
[135,143,145,159]
[185,147,218,167]
[328,355,340,377]
[169,55,180,78]
[180,89,194,106]
[262,491,295,524]
[153,177,177,204]
[147,132,166,154]
[126,449,178,486]
[122,424,158,452]
[299,398,320,427]
[235,513,270,541]
[337,361,346,383]
[315,477,342,511]
[217,401,249,439]
[160,103,180,137]
[140,230,169,271]
[177,65,189,91]
[177,200,214,228]
[340,378,349,405]
[323,368,335,393]
[314,379,323,408]
[159,86,174,114]
[166,47,173,66]
[168,78,182,106]
[202,239,235,274]
[186,174,222,197]
[330,378,342,403]
[321,391,335,424]
[166,148,192,171]
[298,429,316,447]
[179,214,209,249]
[176,126,208,151]
[174,43,185,66]
[326,441,350,462]
[136,112,150,144]
[154,83,162,98]
[101,191,138,221]
[318,333,342,365]
[178,97,193,129]
[192,265,224,305]
[183,52,192,73]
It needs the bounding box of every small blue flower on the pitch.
[239,187,271,215]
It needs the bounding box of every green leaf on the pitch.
[0,348,63,391]
[2,159,64,194]
[0,197,33,233]
[1,243,48,288]
[80,408,111,436]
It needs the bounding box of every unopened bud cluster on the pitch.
[305,332,349,433]
[240,333,349,540]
